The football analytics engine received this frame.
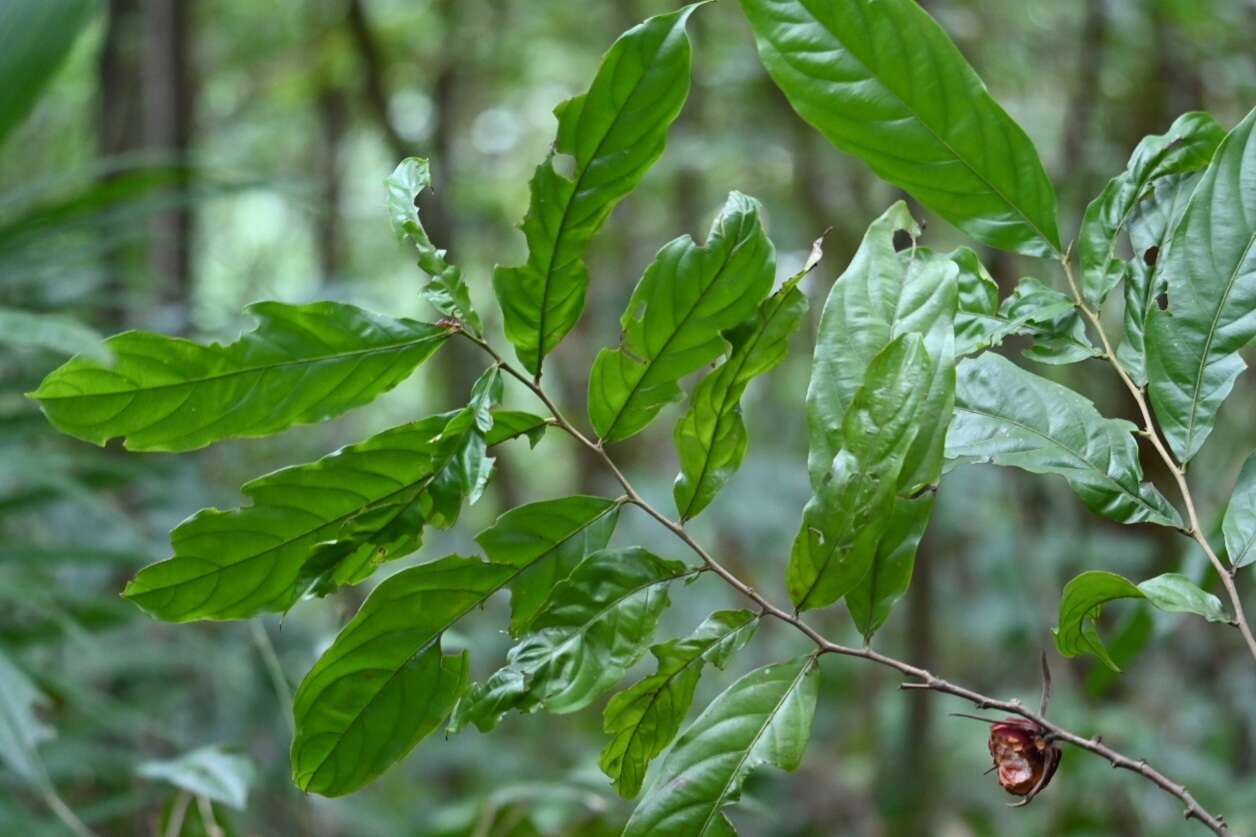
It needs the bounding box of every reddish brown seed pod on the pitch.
[988,717,1062,803]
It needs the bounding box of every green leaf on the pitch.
[1116,173,1201,385]
[0,649,53,785]
[0,307,108,360]
[846,492,934,639]
[1138,573,1228,624]
[386,157,481,333]
[1147,106,1256,462]
[1000,277,1099,365]
[672,241,816,520]
[137,746,256,810]
[1223,454,1256,568]
[451,548,693,732]
[589,192,775,443]
[951,247,1006,357]
[291,556,496,796]
[622,655,818,837]
[600,610,758,798]
[30,301,449,452]
[493,4,703,376]
[1079,112,1226,306]
[948,353,1182,528]
[122,409,545,621]
[1055,570,1227,671]
[740,0,1059,257]
[0,0,96,147]
[949,254,1096,363]
[789,335,932,611]
[1055,570,1144,671]
[476,496,621,636]
[806,204,958,493]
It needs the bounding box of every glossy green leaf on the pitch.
[740,0,1059,257]
[1147,106,1256,462]
[1116,173,1201,385]
[30,301,449,451]
[846,492,934,639]
[806,203,958,493]
[0,0,96,147]
[291,556,497,795]
[622,655,818,837]
[789,335,931,611]
[1223,454,1256,568]
[1055,570,1227,671]
[137,746,256,810]
[600,610,758,798]
[672,254,811,520]
[0,307,108,360]
[1000,277,1099,365]
[451,548,693,732]
[1079,112,1226,306]
[589,192,775,443]
[493,5,703,376]
[950,254,1095,363]
[476,496,621,636]
[122,409,546,621]
[386,157,481,333]
[948,353,1181,528]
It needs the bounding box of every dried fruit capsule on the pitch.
[988,718,1062,802]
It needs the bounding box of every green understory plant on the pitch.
[28,1,1256,834]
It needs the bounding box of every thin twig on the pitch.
[457,327,1231,835]
[1058,251,1256,667]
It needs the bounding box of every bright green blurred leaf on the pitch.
[0,307,108,360]
[0,0,97,147]
[137,745,256,810]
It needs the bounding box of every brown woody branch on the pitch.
[458,327,1231,836]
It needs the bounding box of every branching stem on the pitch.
[459,328,1230,835]
[1058,251,1256,668]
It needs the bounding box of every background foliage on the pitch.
[3,0,1256,835]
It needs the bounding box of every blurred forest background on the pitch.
[3,0,1256,835]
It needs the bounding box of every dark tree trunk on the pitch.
[96,0,144,329]
[142,0,196,325]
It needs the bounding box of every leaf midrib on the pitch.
[1183,230,1256,451]
[35,331,445,400]
[773,0,1058,253]
[531,19,685,375]
[602,230,743,441]
[695,660,812,836]
[954,403,1166,518]
[297,507,622,786]
[609,617,758,787]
